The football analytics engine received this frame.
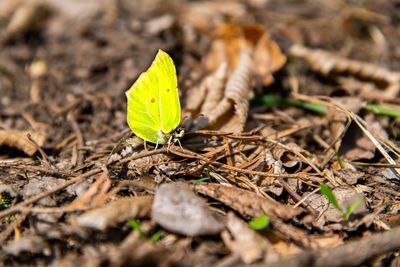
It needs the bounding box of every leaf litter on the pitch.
[1,0,400,266]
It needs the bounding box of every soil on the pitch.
[1,0,400,266]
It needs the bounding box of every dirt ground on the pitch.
[1,0,400,266]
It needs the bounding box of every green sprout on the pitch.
[248,213,270,230]
[128,219,163,244]
[254,94,400,118]
[319,183,363,221]
[193,177,210,186]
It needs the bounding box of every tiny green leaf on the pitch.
[148,230,163,244]
[343,197,363,221]
[320,183,342,212]
[193,177,210,186]
[249,214,270,230]
[128,219,144,235]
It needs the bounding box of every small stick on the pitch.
[0,168,101,219]
[27,133,51,167]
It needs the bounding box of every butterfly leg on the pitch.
[166,135,173,153]
[175,138,184,152]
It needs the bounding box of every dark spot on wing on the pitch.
[151,98,155,103]
[166,88,170,92]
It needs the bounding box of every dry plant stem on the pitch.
[0,161,72,178]
[169,147,316,179]
[349,112,400,177]
[293,187,320,209]
[0,212,28,244]
[249,226,400,267]
[0,168,102,219]
[67,112,84,166]
[27,133,51,167]
[278,178,317,215]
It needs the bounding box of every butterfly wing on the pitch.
[151,50,181,134]
[126,50,181,144]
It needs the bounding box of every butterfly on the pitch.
[126,49,183,146]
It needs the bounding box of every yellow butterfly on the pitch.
[126,50,183,146]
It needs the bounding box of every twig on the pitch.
[0,168,101,219]
[247,226,400,267]
[278,178,317,215]
[0,212,28,244]
[27,133,51,167]
[68,112,85,166]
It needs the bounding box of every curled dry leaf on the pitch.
[339,114,388,161]
[289,44,400,98]
[76,196,153,230]
[194,183,302,220]
[206,49,252,133]
[0,129,46,156]
[152,183,223,236]
[0,0,53,43]
[205,23,286,86]
[187,23,286,133]
[222,212,279,264]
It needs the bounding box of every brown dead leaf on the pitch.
[289,44,400,98]
[340,115,388,161]
[4,235,46,256]
[326,106,348,153]
[222,212,279,264]
[181,1,246,32]
[205,23,286,86]
[0,0,53,44]
[76,196,153,230]
[0,129,46,156]
[152,183,223,236]
[186,23,286,133]
[206,49,252,133]
[194,183,301,221]
[67,171,111,209]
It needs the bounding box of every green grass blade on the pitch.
[320,183,342,212]
[128,219,145,235]
[365,104,400,118]
[148,230,163,244]
[343,197,363,221]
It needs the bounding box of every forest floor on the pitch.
[1,0,400,266]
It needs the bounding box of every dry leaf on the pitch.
[309,185,367,227]
[289,44,400,98]
[181,1,246,32]
[340,115,388,161]
[206,49,252,133]
[194,183,301,220]
[0,129,46,156]
[76,196,153,230]
[187,23,286,133]
[4,235,46,256]
[222,212,279,264]
[0,0,53,43]
[205,23,286,86]
[67,171,111,209]
[152,183,223,236]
